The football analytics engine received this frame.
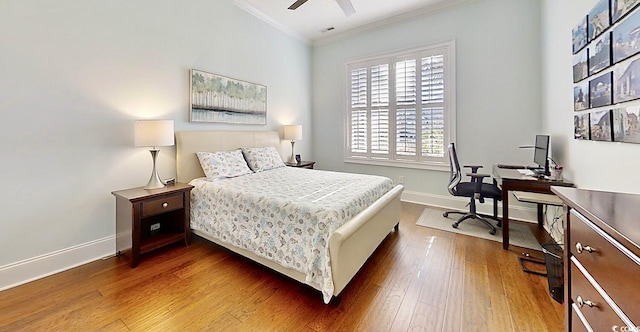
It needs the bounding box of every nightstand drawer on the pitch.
[141,193,183,217]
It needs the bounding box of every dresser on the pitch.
[551,187,640,332]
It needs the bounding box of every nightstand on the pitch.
[112,183,193,267]
[285,161,316,169]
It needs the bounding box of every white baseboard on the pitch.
[400,190,538,223]
[0,236,115,291]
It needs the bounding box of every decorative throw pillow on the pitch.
[196,149,253,180]
[241,146,285,172]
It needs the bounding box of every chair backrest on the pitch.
[447,142,462,195]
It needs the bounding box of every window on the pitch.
[345,40,456,170]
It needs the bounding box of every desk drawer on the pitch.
[141,193,183,217]
[570,259,626,331]
[569,210,640,323]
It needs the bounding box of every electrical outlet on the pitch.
[150,223,160,231]
[398,176,405,184]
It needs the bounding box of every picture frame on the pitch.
[611,0,640,23]
[613,57,640,103]
[612,106,640,143]
[573,16,588,54]
[588,32,611,75]
[190,69,267,125]
[612,7,640,64]
[574,113,590,140]
[573,48,589,82]
[574,81,590,111]
[589,109,613,141]
[588,0,611,42]
[590,71,613,108]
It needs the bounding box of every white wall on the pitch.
[312,0,542,199]
[542,0,640,194]
[0,0,311,271]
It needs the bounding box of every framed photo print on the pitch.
[573,16,588,54]
[574,81,590,111]
[590,72,613,108]
[612,106,640,143]
[612,7,640,64]
[190,69,267,125]
[612,0,640,23]
[573,48,589,82]
[574,113,590,140]
[588,32,611,75]
[589,109,613,141]
[588,0,611,42]
[613,57,640,103]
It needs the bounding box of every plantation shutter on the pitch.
[421,54,445,158]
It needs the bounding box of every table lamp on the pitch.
[134,120,175,189]
[283,125,302,164]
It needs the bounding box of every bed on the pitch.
[175,130,404,303]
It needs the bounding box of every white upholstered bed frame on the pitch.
[175,130,404,298]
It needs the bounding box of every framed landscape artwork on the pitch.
[574,113,590,140]
[612,106,640,143]
[574,81,590,111]
[589,110,613,141]
[588,0,611,42]
[613,57,640,103]
[573,49,589,82]
[612,0,640,23]
[589,72,613,108]
[190,69,267,125]
[612,8,640,63]
[588,32,611,75]
[573,16,588,54]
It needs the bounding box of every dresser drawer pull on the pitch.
[162,202,168,208]
[575,242,596,254]
[576,296,598,308]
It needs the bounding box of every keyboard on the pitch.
[497,164,526,169]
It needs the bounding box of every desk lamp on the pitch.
[283,125,302,164]
[134,120,174,189]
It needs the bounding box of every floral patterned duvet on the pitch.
[189,166,394,303]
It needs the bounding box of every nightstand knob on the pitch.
[575,242,595,254]
[162,202,168,208]
[576,296,597,308]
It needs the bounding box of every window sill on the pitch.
[344,158,449,172]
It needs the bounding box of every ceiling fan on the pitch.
[288,0,355,17]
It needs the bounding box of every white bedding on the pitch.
[189,166,394,303]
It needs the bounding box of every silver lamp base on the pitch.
[288,141,296,164]
[145,149,166,190]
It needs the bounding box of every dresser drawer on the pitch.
[571,303,592,332]
[141,193,184,217]
[569,210,640,323]
[570,258,627,331]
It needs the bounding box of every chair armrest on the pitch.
[466,173,490,179]
[463,165,483,173]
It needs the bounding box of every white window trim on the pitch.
[343,40,456,171]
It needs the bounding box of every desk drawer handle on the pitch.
[162,202,168,208]
[575,242,596,254]
[576,296,597,308]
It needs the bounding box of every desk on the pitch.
[492,165,572,250]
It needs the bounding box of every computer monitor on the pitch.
[533,134,550,176]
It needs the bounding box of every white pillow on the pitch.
[196,149,253,180]
[241,147,285,172]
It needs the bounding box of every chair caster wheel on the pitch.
[452,223,458,229]
[497,223,502,228]
[489,229,496,235]
[443,212,449,217]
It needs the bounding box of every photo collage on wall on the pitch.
[572,0,640,144]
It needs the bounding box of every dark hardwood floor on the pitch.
[0,202,563,331]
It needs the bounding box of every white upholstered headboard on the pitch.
[175,130,281,183]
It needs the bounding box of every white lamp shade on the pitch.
[283,125,302,141]
[134,120,175,147]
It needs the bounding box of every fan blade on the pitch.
[288,0,308,10]
[336,0,355,16]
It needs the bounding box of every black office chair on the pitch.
[443,143,502,235]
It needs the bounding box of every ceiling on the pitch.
[234,0,479,46]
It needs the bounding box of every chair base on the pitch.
[443,210,500,235]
